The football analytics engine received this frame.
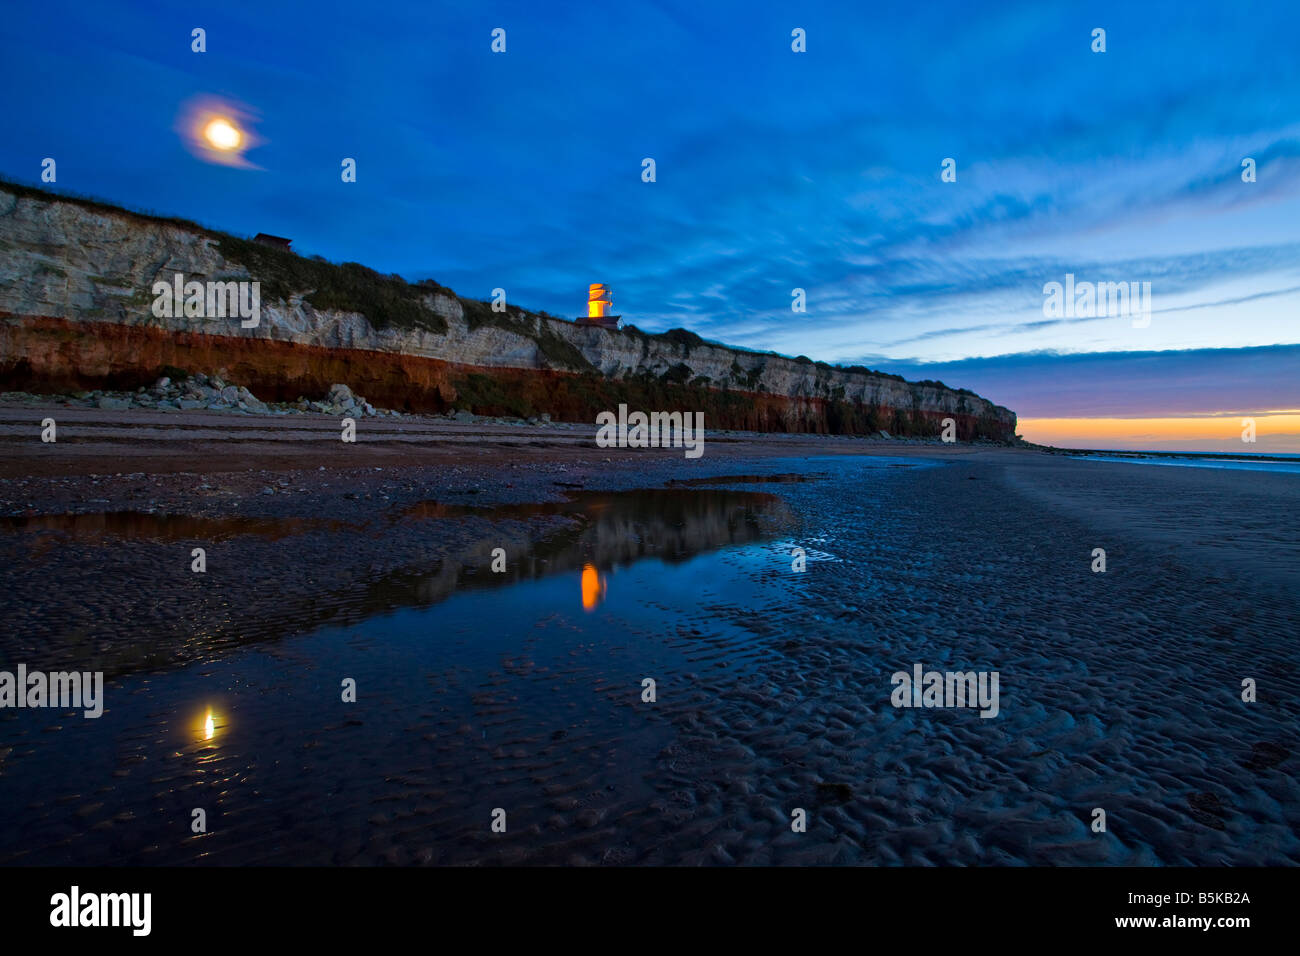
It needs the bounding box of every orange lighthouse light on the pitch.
[588,283,613,319]
[578,284,621,329]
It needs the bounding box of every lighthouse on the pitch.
[578,283,621,329]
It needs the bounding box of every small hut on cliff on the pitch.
[253,233,292,250]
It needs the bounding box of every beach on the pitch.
[1,400,1297,865]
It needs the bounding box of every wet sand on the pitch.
[1,399,1297,865]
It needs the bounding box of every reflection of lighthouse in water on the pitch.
[580,563,607,611]
[579,283,621,329]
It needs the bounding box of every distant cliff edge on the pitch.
[0,182,1017,440]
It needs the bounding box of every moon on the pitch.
[203,117,242,151]
[177,95,261,167]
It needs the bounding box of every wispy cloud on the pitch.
[876,344,1300,419]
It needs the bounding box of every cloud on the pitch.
[874,344,1300,418]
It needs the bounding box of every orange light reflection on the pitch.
[580,563,607,611]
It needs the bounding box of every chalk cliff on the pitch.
[0,183,1016,439]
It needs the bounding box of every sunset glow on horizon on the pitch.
[1017,412,1300,452]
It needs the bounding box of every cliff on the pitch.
[0,182,1017,439]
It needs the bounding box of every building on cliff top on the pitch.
[577,282,621,329]
[253,233,293,250]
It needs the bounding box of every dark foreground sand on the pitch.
[1,400,1297,865]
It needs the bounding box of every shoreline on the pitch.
[2,401,1297,865]
[0,396,1018,484]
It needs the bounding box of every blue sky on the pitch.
[1,0,1297,441]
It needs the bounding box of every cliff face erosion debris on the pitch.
[0,372,407,418]
[0,183,1016,439]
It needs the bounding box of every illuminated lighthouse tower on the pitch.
[578,283,621,329]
